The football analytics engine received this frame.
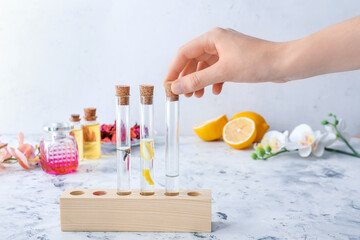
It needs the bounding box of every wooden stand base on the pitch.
[60,189,211,232]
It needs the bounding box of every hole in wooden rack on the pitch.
[93,191,107,196]
[187,191,201,197]
[164,192,179,196]
[117,192,132,196]
[70,191,85,196]
[140,192,155,196]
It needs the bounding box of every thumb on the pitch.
[171,64,221,95]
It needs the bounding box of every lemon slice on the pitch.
[140,140,154,160]
[231,111,269,142]
[193,114,228,141]
[223,117,257,149]
[143,169,154,185]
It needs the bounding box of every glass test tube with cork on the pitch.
[115,85,131,195]
[164,82,179,196]
[139,85,155,196]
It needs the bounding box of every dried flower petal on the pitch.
[18,143,36,160]
[7,146,15,156]
[101,122,140,144]
[0,148,11,162]
[28,155,39,163]
[18,132,24,145]
[11,147,30,170]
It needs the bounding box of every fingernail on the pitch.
[171,81,185,94]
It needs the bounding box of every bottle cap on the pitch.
[70,114,81,122]
[140,85,154,105]
[84,108,97,121]
[164,82,179,101]
[43,122,74,132]
[115,85,130,105]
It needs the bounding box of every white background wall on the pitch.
[1,0,360,136]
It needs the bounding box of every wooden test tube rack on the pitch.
[60,189,211,232]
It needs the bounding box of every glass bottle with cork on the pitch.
[139,85,155,196]
[83,107,101,159]
[69,114,83,160]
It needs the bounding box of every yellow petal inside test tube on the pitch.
[140,140,154,160]
[142,169,154,185]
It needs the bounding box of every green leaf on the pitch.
[250,153,258,160]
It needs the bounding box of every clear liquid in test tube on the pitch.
[139,85,155,196]
[164,82,179,196]
[115,85,131,195]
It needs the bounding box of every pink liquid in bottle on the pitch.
[40,123,79,175]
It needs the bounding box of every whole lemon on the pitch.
[231,111,269,142]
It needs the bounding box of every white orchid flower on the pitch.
[287,124,321,157]
[259,130,289,153]
[287,124,336,157]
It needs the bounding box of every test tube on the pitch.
[164,82,179,196]
[115,85,131,195]
[139,85,155,196]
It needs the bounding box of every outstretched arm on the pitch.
[165,16,360,97]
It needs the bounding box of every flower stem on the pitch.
[3,158,18,164]
[331,123,360,157]
[262,149,289,160]
[325,147,360,158]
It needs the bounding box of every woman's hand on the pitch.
[164,27,287,97]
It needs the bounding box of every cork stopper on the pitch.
[140,85,154,105]
[115,85,130,96]
[164,82,179,101]
[115,85,130,105]
[84,108,97,121]
[70,114,81,122]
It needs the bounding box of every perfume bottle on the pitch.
[139,85,155,196]
[70,114,84,160]
[164,82,179,196]
[83,108,101,159]
[115,85,131,195]
[40,122,79,175]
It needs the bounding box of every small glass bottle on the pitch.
[115,85,131,195]
[139,85,155,196]
[40,122,79,175]
[164,82,179,196]
[83,108,101,159]
[70,114,84,160]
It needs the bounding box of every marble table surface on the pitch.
[1,134,360,240]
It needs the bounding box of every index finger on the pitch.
[164,31,218,82]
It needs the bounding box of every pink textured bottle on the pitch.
[40,122,79,175]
